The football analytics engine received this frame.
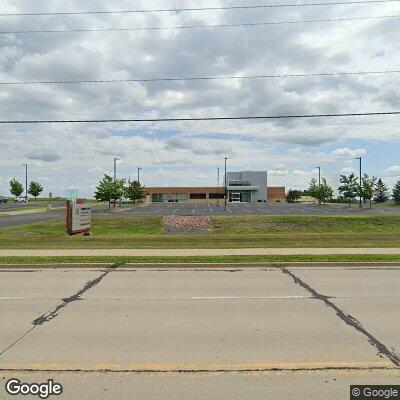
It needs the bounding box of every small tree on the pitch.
[125,180,146,204]
[374,178,389,203]
[393,179,400,204]
[338,173,358,207]
[28,181,43,202]
[307,178,319,201]
[318,178,334,204]
[94,174,125,209]
[286,189,302,203]
[9,179,24,198]
[361,174,377,209]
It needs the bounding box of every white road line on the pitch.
[192,204,197,214]
[208,204,214,213]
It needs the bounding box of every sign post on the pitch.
[66,198,92,236]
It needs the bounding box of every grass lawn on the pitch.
[0,214,400,249]
[1,254,400,265]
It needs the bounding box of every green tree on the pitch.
[338,173,358,207]
[318,178,334,204]
[94,174,125,209]
[373,178,389,203]
[125,180,146,204]
[9,179,24,198]
[286,189,302,203]
[28,181,43,202]
[307,178,319,201]
[361,174,377,209]
[392,179,400,204]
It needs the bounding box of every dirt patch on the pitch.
[163,216,212,235]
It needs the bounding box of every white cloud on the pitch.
[384,165,400,177]
[330,148,367,158]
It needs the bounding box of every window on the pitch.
[152,193,167,203]
[228,180,252,186]
[190,193,206,199]
[209,193,225,199]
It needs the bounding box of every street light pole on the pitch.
[113,157,119,182]
[137,167,142,183]
[217,166,220,204]
[22,164,28,201]
[356,157,362,207]
[224,158,228,210]
[113,158,120,208]
[316,165,321,205]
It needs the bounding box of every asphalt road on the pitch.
[124,202,399,216]
[1,265,399,399]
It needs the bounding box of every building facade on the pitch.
[145,171,286,203]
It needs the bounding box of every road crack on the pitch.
[280,266,400,367]
[0,264,120,357]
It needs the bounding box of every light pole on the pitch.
[216,166,220,204]
[137,167,142,183]
[113,158,120,208]
[113,158,120,182]
[316,166,321,205]
[224,158,228,210]
[355,157,362,207]
[22,164,28,201]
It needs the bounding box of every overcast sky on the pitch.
[1,0,400,197]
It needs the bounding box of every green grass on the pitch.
[1,254,400,265]
[1,215,400,249]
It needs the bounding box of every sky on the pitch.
[1,0,400,198]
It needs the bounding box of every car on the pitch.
[0,196,8,203]
[14,196,28,203]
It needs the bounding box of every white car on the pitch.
[14,196,28,203]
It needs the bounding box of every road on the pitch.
[0,264,399,399]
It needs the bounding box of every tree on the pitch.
[125,180,146,204]
[9,179,24,198]
[306,177,333,204]
[307,178,319,201]
[361,174,377,209]
[393,179,400,204]
[28,181,43,202]
[94,174,125,209]
[318,178,334,204]
[374,178,389,203]
[338,173,358,206]
[286,189,302,203]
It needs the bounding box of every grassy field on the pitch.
[0,214,400,249]
[1,254,400,265]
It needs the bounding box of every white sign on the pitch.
[71,204,91,233]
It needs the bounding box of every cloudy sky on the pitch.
[1,0,400,197]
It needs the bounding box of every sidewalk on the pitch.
[0,248,399,257]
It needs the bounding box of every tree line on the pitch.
[94,174,146,209]
[9,179,43,202]
[286,173,400,207]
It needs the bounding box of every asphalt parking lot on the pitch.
[123,202,397,216]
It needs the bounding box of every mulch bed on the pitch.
[163,216,212,235]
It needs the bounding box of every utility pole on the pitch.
[316,165,321,205]
[216,166,220,204]
[224,157,228,210]
[22,164,28,201]
[137,167,142,183]
[355,157,362,207]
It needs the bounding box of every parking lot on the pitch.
[123,202,396,216]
